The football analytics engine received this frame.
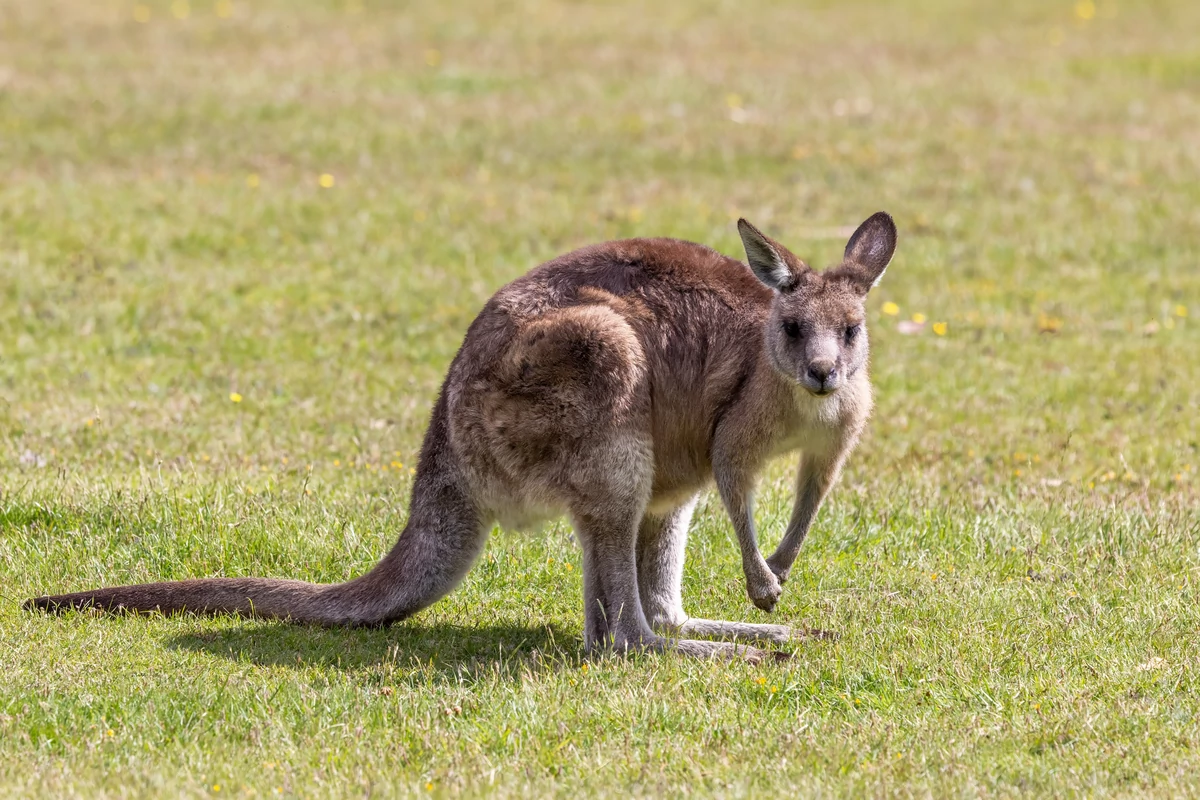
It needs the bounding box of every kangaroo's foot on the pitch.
[576,500,790,664]
[682,618,797,645]
[648,616,837,646]
[589,631,789,665]
[681,618,838,644]
[634,500,800,653]
[670,637,792,664]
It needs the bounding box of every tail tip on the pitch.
[23,595,54,613]
[23,594,95,614]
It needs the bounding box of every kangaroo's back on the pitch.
[443,237,777,518]
[26,236,763,624]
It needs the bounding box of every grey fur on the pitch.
[26,213,898,664]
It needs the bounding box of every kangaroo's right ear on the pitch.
[841,211,898,291]
[737,219,807,291]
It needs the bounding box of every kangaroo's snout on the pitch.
[806,359,835,383]
[803,359,838,395]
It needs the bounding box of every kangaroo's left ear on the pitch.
[840,211,898,293]
[737,218,810,292]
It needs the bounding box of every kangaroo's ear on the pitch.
[737,218,807,291]
[841,211,897,292]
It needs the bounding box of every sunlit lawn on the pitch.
[2,0,1199,796]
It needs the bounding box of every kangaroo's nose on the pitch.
[807,360,836,384]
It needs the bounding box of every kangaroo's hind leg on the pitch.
[564,430,775,662]
[478,302,776,661]
[574,497,778,663]
[637,499,823,647]
[636,496,699,633]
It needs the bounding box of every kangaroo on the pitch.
[26,212,897,663]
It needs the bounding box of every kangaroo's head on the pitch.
[738,212,897,397]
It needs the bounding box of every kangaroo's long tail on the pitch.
[24,392,486,627]
[26,576,340,623]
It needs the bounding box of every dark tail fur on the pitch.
[24,392,487,627]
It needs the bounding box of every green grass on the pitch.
[2,0,1200,796]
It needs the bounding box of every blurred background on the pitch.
[2,0,1196,499]
[3,0,1199,493]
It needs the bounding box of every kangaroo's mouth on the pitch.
[801,363,857,397]
[799,380,839,398]
[799,374,840,397]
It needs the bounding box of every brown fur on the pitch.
[26,213,899,663]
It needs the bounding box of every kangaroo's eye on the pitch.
[782,320,800,339]
[845,324,861,342]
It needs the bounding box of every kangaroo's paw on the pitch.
[744,559,783,612]
[765,553,792,585]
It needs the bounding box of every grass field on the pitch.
[3,0,1200,796]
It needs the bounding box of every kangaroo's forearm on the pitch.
[719,486,762,566]
[715,471,783,611]
[767,482,824,578]
[767,453,843,579]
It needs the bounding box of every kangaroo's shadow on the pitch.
[167,619,582,682]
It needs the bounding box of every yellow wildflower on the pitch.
[1037,313,1063,333]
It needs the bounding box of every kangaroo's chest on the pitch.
[769,388,851,459]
